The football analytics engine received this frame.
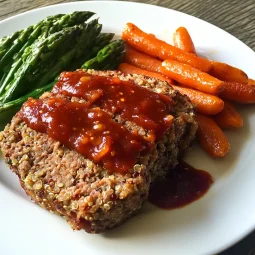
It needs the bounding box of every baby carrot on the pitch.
[197,114,230,157]
[214,101,243,129]
[220,81,255,103]
[173,85,224,115]
[173,27,196,54]
[210,61,248,83]
[161,59,224,94]
[125,46,162,73]
[122,23,212,72]
[118,63,174,84]
[248,78,255,85]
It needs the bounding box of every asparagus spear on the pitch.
[0,63,11,85]
[31,31,113,87]
[0,39,125,129]
[33,32,114,85]
[0,43,124,130]
[97,40,125,62]
[0,72,7,87]
[91,33,115,55]
[0,31,20,61]
[0,60,21,94]
[34,19,102,87]
[2,12,93,63]
[0,25,85,103]
[0,81,55,130]
[0,20,52,80]
[67,32,115,71]
[0,26,34,71]
[0,11,94,90]
[13,11,94,62]
[82,40,125,70]
[73,19,102,59]
[102,54,124,70]
[48,11,94,34]
[1,18,102,101]
[0,14,64,55]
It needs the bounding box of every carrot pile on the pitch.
[119,23,255,158]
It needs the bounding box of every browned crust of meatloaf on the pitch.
[0,70,197,233]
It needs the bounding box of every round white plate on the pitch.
[0,1,255,255]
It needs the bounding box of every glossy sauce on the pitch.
[52,71,174,141]
[19,97,150,173]
[19,71,174,173]
[149,162,213,209]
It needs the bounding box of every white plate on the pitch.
[0,1,255,255]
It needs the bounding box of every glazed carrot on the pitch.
[210,61,248,83]
[220,81,255,103]
[173,85,224,115]
[173,27,196,54]
[248,78,255,85]
[161,60,224,94]
[214,101,243,129]
[125,46,162,73]
[122,23,212,72]
[197,114,230,157]
[118,63,173,84]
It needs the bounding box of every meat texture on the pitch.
[0,70,197,233]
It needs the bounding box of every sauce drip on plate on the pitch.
[149,161,213,209]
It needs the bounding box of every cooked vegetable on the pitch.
[173,27,196,54]
[118,62,224,115]
[120,22,255,159]
[0,82,55,130]
[197,114,230,157]
[0,19,101,103]
[124,46,162,73]
[0,39,125,129]
[161,59,224,94]
[0,25,34,72]
[0,31,20,63]
[209,61,248,83]
[35,19,102,87]
[214,101,243,129]
[248,78,255,85]
[0,25,83,102]
[0,11,125,130]
[82,39,125,70]
[122,23,212,72]
[118,63,173,84]
[1,12,93,64]
[220,81,255,103]
[172,85,224,115]
[68,32,115,70]
[0,12,95,93]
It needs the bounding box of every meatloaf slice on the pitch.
[0,70,197,233]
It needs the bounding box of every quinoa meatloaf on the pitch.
[0,70,197,233]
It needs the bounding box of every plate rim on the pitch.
[0,1,255,255]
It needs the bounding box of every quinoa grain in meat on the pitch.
[0,70,197,233]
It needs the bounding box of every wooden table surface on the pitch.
[0,0,255,254]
